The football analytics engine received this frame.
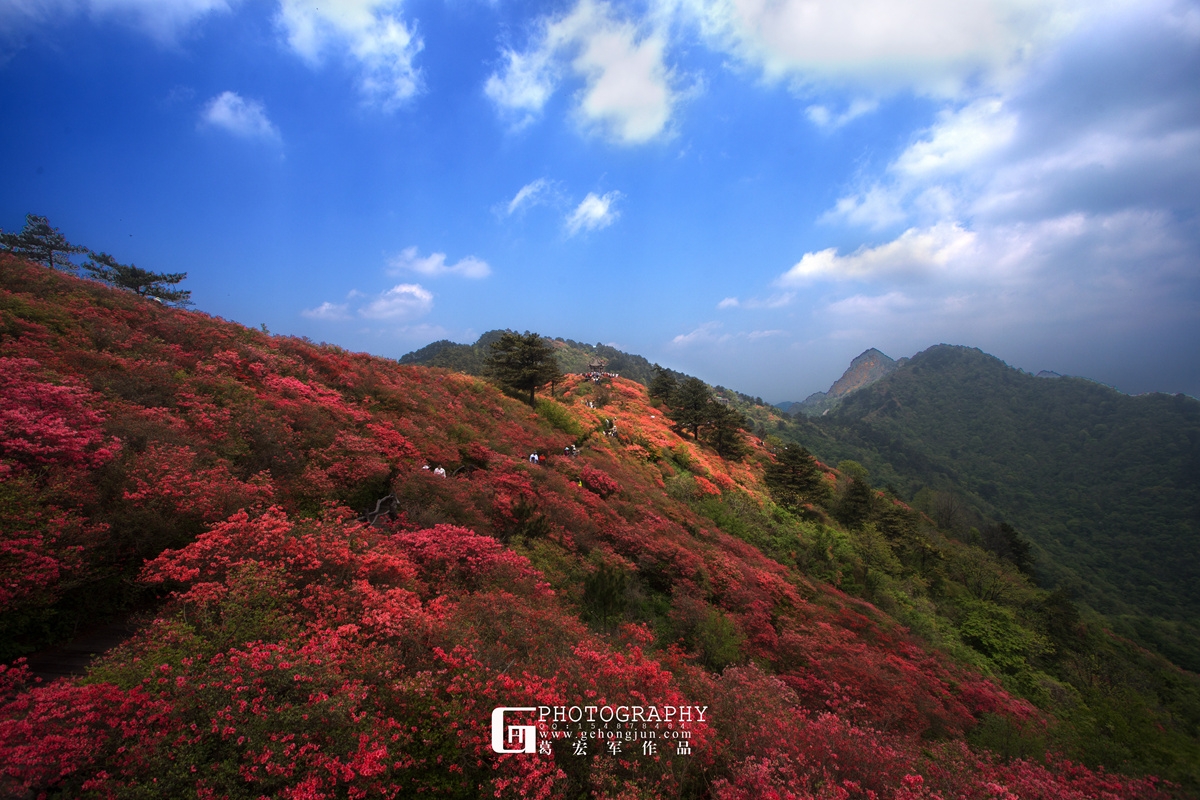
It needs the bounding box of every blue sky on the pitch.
[2,0,1198,402]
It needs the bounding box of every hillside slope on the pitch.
[1,258,1196,798]
[802,344,1200,670]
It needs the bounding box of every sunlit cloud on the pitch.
[199,91,281,141]
[566,191,621,235]
[806,97,879,129]
[671,320,725,346]
[276,0,423,110]
[778,223,978,285]
[485,47,558,130]
[671,0,1114,96]
[358,283,434,320]
[301,301,351,321]
[486,0,679,143]
[505,178,554,216]
[388,246,491,279]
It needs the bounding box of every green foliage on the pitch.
[702,402,750,461]
[667,377,712,440]
[833,460,874,529]
[787,344,1200,672]
[763,444,828,510]
[648,364,677,400]
[535,397,584,436]
[671,591,745,672]
[582,560,628,630]
[484,330,562,406]
[957,601,1051,674]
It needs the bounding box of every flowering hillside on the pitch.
[0,255,1193,799]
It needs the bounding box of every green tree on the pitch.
[84,251,192,306]
[583,561,627,630]
[485,331,562,406]
[0,214,87,272]
[981,521,1035,575]
[764,444,828,510]
[667,377,711,440]
[648,364,678,401]
[834,460,874,529]
[704,402,750,461]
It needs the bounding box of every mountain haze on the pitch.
[781,348,908,416]
[799,344,1200,670]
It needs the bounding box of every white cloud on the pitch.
[672,0,1113,96]
[388,246,491,279]
[779,222,978,284]
[717,296,739,308]
[566,191,621,235]
[821,185,908,230]
[806,97,879,129]
[893,98,1018,179]
[276,0,423,110]
[484,47,558,129]
[671,321,786,347]
[506,178,553,215]
[805,207,1198,360]
[824,291,916,318]
[486,0,679,144]
[358,283,433,320]
[671,321,725,346]
[199,91,281,141]
[301,301,350,320]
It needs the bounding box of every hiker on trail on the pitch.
[433,466,446,477]
[529,452,539,465]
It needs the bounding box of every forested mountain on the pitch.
[400,333,770,407]
[790,344,1200,671]
[780,348,908,416]
[400,331,680,387]
[2,258,1198,798]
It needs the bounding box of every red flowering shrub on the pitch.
[0,661,176,798]
[0,357,119,471]
[396,524,550,596]
[580,465,620,497]
[122,444,275,523]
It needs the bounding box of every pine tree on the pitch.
[834,460,875,529]
[764,444,828,509]
[648,364,678,401]
[667,377,711,439]
[704,402,750,461]
[485,331,562,406]
[84,251,192,306]
[0,214,87,272]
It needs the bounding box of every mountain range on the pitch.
[773,344,1200,671]
[2,255,1198,798]
[777,348,909,416]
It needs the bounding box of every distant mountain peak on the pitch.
[781,348,907,415]
[828,348,904,399]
